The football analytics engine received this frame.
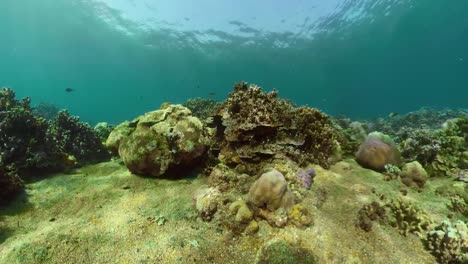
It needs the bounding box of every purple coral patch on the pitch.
[297,168,316,189]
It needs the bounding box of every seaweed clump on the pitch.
[212,82,337,170]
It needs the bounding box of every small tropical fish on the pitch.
[65,88,74,92]
[388,112,399,118]
[209,92,216,97]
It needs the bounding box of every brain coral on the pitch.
[356,132,401,171]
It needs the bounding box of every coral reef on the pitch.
[400,128,441,166]
[0,168,23,205]
[369,107,468,136]
[400,161,429,188]
[0,88,110,204]
[211,82,337,170]
[207,163,252,193]
[424,220,468,264]
[355,132,401,171]
[356,201,387,232]
[32,102,60,120]
[387,198,431,236]
[116,104,209,177]
[48,110,110,165]
[94,122,114,143]
[183,97,219,120]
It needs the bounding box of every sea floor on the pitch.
[0,159,463,263]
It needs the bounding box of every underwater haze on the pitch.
[0,0,467,124]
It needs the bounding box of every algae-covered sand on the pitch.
[1,159,461,263]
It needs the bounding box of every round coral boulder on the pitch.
[248,170,295,211]
[355,132,401,171]
[118,104,208,177]
[400,161,429,188]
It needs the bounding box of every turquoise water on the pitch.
[0,0,467,124]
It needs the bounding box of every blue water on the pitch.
[0,0,467,124]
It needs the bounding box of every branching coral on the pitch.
[387,198,432,236]
[424,220,468,264]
